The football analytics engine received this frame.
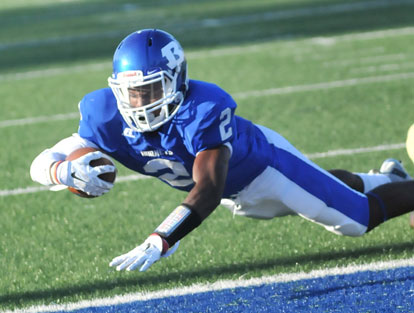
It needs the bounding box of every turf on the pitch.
[56,266,414,313]
[1,0,414,310]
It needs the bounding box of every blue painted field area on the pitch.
[54,266,414,313]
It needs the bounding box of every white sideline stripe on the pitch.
[305,142,406,159]
[0,62,109,82]
[1,0,412,52]
[323,53,407,67]
[329,25,414,42]
[350,62,414,75]
[0,113,79,128]
[0,174,148,197]
[0,143,405,197]
[2,71,414,129]
[7,257,414,313]
[233,72,414,99]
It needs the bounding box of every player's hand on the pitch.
[57,151,115,196]
[109,235,180,272]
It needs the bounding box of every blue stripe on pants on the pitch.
[274,148,369,227]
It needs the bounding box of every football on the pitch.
[66,147,117,198]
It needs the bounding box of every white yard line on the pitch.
[323,53,407,67]
[0,174,149,197]
[350,62,414,75]
[0,62,109,82]
[305,142,406,159]
[6,257,414,313]
[233,71,414,99]
[0,113,79,128]
[2,71,414,128]
[0,143,406,197]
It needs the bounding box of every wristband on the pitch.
[154,204,202,247]
[50,161,63,185]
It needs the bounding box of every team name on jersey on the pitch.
[140,150,174,157]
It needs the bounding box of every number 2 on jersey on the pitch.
[143,158,193,188]
[219,108,233,141]
[142,108,233,187]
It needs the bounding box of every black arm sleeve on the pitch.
[154,204,202,247]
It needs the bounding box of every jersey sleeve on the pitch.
[183,93,237,156]
[77,88,122,152]
[78,96,97,141]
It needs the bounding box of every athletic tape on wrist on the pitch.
[50,161,63,185]
[154,204,201,247]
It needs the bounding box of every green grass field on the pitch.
[1,0,414,311]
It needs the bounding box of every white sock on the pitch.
[356,173,391,193]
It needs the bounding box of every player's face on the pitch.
[128,81,163,108]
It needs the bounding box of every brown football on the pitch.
[65,147,117,198]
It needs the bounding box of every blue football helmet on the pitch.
[108,29,188,132]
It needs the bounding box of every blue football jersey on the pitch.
[78,80,273,197]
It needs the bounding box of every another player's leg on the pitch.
[329,158,411,193]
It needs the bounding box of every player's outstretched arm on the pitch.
[110,145,231,272]
[183,144,231,219]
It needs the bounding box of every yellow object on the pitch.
[410,212,414,229]
[406,124,414,228]
[406,124,414,163]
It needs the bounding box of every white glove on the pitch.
[109,234,180,272]
[56,151,115,197]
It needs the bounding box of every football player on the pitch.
[30,29,414,272]
[406,124,414,228]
